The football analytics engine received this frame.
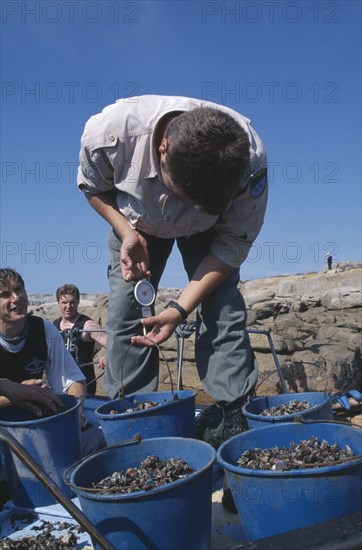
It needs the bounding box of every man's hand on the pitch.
[130,308,182,347]
[0,379,65,416]
[121,231,151,281]
[86,192,151,281]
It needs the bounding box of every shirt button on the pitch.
[163,215,170,221]
[109,134,116,142]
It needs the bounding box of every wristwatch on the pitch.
[166,300,188,321]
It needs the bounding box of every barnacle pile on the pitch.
[110,399,160,414]
[91,455,194,493]
[236,436,356,471]
[124,399,160,413]
[260,399,312,417]
[0,520,82,549]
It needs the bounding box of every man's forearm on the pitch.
[0,378,16,401]
[0,384,11,407]
[177,253,235,315]
[67,380,86,401]
[67,381,87,427]
[87,191,151,281]
[82,320,107,347]
[86,191,135,241]
[0,379,65,414]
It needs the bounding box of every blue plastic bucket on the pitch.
[242,392,333,429]
[217,422,362,541]
[65,436,216,550]
[0,395,81,508]
[95,390,196,445]
[83,395,111,427]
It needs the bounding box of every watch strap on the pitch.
[166,300,188,321]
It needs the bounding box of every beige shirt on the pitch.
[77,95,268,268]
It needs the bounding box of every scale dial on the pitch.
[134,279,156,307]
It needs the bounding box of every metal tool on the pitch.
[175,323,288,394]
[61,327,106,364]
[175,323,196,391]
[0,428,116,550]
[247,327,288,393]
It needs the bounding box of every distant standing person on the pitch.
[326,253,332,270]
[54,284,107,395]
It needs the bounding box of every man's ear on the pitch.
[159,138,169,155]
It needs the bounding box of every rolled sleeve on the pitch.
[211,167,268,268]
[77,110,122,195]
[77,144,117,196]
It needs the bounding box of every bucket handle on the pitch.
[118,340,177,401]
[293,415,353,426]
[64,433,143,490]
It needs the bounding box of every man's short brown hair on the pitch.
[0,268,25,292]
[163,107,250,215]
[56,284,80,302]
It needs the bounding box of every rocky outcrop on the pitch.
[241,265,361,395]
[30,263,361,399]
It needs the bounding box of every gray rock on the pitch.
[244,289,276,307]
[30,262,362,399]
[320,288,361,309]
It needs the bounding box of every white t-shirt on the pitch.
[0,319,85,394]
[43,320,86,393]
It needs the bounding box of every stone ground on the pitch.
[93,351,214,404]
[30,262,362,400]
[92,351,362,427]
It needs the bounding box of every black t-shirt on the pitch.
[0,315,47,382]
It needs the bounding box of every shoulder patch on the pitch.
[249,168,267,198]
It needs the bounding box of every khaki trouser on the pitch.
[103,229,258,404]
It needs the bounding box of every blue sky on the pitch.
[1,0,361,293]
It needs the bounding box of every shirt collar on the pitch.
[146,109,184,180]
